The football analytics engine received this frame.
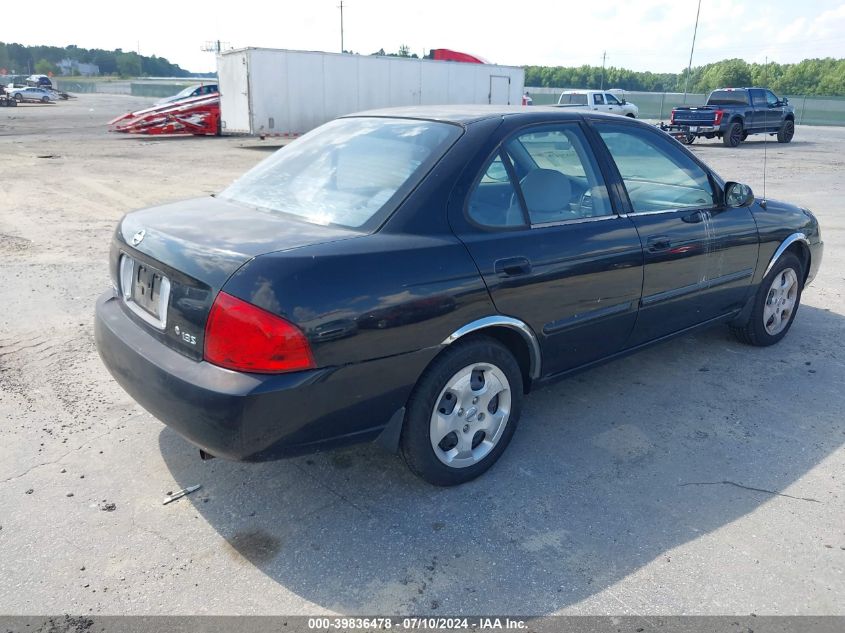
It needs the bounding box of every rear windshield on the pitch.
[559,93,588,105]
[220,117,461,230]
[707,90,749,105]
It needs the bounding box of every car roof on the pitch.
[343,105,591,125]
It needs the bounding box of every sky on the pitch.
[5,0,845,74]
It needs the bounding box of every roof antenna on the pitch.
[761,56,768,208]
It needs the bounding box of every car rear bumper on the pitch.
[95,291,437,460]
[662,123,718,137]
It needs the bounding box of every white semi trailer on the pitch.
[217,47,525,136]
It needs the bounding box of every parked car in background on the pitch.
[95,106,822,486]
[25,74,53,89]
[664,87,795,147]
[8,87,55,103]
[554,90,639,117]
[155,83,218,105]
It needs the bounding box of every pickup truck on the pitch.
[553,90,639,117]
[664,87,795,147]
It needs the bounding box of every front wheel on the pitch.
[777,119,795,143]
[400,337,523,486]
[14,94,22,102]
[731,252,803,346]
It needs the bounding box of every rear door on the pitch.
[748,89,768,130]
[591,120,758,344]
[591,92,608,112]
[450,121,643,377]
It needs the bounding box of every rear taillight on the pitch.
[713,109,725,125]
[204,292,315,374]
[670,109,676,125]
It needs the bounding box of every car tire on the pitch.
[400,336,523,486]
[731,252,803,347]
[777,119,795,143]
[722,120,743,147]
[41,96,49,103]
[625,113,636,118]
[14,94,22,102]
[679,134,695,145]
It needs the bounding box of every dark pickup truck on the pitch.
[663,87,795,147]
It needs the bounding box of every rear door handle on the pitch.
[494,256,532,276]
[647,235,672,252]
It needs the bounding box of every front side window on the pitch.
[222,117,461,229]
[467,125,612,228]
[605,93,621,105]
[596,124,715,213]
[765,90,780,106]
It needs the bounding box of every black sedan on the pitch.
[95,106,823,486]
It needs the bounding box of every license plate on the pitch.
[689,126,699,132]
[120,255,170,328]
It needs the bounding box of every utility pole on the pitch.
[338,1,345,53]
[600,51,606,89]
[683,0,702,103]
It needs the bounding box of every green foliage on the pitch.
[0,41,193,77]
[34,58,56,75]
[370,45,418,59]
[524,57,845,96]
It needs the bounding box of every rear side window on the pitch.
[467,124,612,228]
[596,123,715,213]
[559,93,588,105]
[593,93,605,105]
[221,117,461,230]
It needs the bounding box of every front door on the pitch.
[450,122,644,377]
[591,120,759,345]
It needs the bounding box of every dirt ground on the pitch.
[0,94,843,616]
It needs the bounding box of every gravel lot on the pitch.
[0,94,843,616]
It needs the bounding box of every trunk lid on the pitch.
[112,195,359,359]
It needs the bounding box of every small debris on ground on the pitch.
[162,484,201,505]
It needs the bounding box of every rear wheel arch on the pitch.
[440,317,541,392]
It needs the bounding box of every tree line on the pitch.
[0,42,194,77]
[526,57,845,97]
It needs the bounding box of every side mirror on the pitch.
[782,97,789,105]
[725,182,754,208]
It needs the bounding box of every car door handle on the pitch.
[646,235,672,252]
[494,256,532,276]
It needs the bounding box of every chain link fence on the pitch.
[526,87,845,126]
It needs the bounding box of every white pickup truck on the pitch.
[554,90,639,118]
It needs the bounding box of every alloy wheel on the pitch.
[763,267,798,336]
